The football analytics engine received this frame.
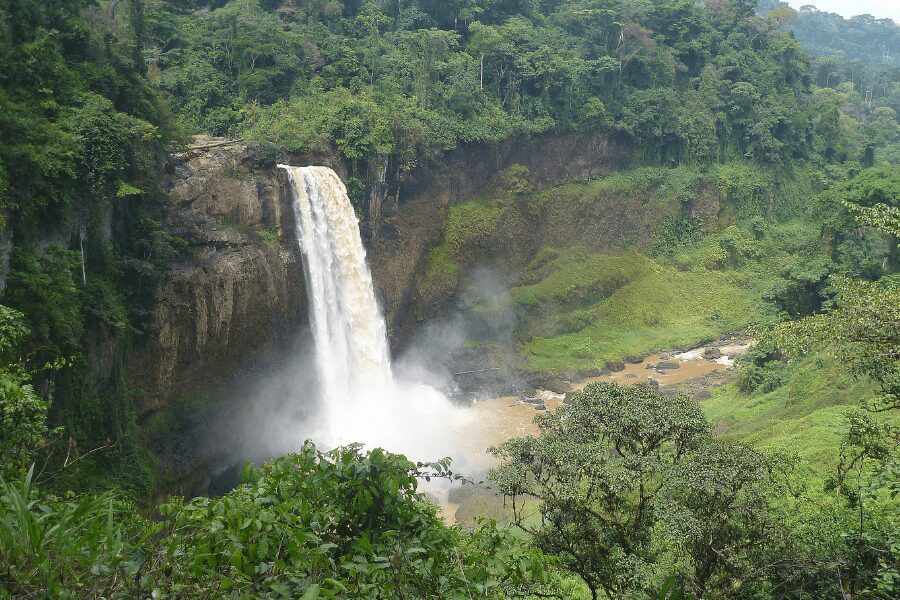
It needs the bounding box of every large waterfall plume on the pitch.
[278,165,470,457]
[280,166,392,405]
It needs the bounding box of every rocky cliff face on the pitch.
[365,132,634,335]
[136,141,306,415]
[139,132,633,413]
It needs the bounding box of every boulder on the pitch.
[578,367,604,378]
[647,378,660,388]
[626,373,638,379]
[703,347,722,360]
[655,361,680,370]
[606,361,626,372]
[534,403,547,411]
[625,355,643,364]
[518,386,538,398]
[527,375,548,389]
[543,378,571,394]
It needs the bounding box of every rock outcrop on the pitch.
[136,141,306,415]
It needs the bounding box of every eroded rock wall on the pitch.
[136,142,305,415]
[140,132,633,413]
[367,132,634,334]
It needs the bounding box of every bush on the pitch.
[0,466,150,598]
[736,342,787,394]
[0,306,54,477]
[1,439,559,599]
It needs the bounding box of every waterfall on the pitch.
[279,165,392,408]
[278,164,469,460]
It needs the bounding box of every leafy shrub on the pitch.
[0,467,150,598]
[4,246,82,361]
[156,443,555,597]
[498,164,534,199]
[652,216,705,256]
[0,306,56,478]
[1,442,558,599]
[258,228,280,245]
[709,163,775,217]
[736,342,787,394]
[764,255,834,317]
[737,360,788,394]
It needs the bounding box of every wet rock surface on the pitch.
[704,346,723,359]
[566,338,751,404]
[543,378,571,394]
[368,132,634,336]
[137,140,306,415]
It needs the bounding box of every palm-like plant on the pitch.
[0,465,145,597]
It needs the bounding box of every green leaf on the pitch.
[116,181,143,198]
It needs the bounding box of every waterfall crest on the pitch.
[279,166,392,406]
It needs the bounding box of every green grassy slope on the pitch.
[703,355,874,473]
[508,216,829,373]
[513,250,760,372]
[418,163,835,373]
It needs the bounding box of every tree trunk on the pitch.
[480,54,484,90]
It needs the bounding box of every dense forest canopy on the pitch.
[0,0,898,598]
[146,0,819,167]
[759,0,899,67]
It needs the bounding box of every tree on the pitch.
[0,305,50,478]
[835,166,900,267]
[657,440,791,597]
[491,382,789,598]
[765,169,900,595]
[771,275,898,412]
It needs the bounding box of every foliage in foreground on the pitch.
[3,296,557,598]
[491,380,900,599]
[490,382,795,599]
[0,441,558,599]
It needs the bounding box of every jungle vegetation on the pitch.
[0,0,898,598]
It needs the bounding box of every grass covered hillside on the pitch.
[704,354,879,472]
[420,162,889,374]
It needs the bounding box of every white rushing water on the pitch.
[278,165,470,460]
[280,166,392,405]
